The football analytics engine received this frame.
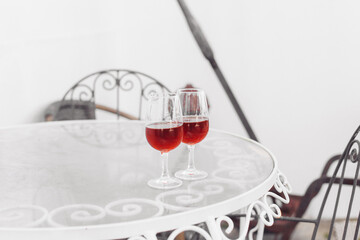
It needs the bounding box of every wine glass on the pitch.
[145,92,183,189]
[175,88,209,180]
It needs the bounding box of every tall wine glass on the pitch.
[145,92,183,189]
[175,88,209,180]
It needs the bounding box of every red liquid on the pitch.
[146,122,183,153]
[182,117,209,145]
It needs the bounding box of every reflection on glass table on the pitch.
[0,120,291,240]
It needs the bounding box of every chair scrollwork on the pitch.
[60,69,170,120]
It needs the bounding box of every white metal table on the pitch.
[0,120,291,239]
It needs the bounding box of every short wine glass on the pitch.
[145,92,183,189]
[175,88,209,180]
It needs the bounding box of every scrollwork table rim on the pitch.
[0,120,281,240]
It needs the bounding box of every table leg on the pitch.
[206,217,223,240]
[256,221,264,240]
[238,208,246,236]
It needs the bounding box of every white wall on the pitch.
[1,0,360,217]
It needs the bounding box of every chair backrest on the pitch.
[311,126,360,240]
[60,69,171,120]
[264,136,359,239]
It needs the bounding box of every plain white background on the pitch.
[1,0,360,218]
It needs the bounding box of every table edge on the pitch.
[0,120,278,239]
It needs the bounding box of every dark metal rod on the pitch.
[343,161,360,240]
[116,71,120,120]
[177,0,258,141]
[209,60,258,141]
[311,158,343,240]
[229,213,258,219]
[276,216,317,224]
[354,212,360,240]
[328,159,348,240]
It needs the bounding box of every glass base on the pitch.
[147,177,182,190]
[175,169,208,181]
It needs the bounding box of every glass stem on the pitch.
[187,145,196,171]
[161,152,170,179]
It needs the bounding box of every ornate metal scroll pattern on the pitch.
[240,170,292,240]
[212,164,264,185]
[62,69,170,120]
[143,82,167,101]
[47,204,106,227]
[97,73,117,92]
[209,171,291,240]
[0,205,48,228]
[119,72,141,92]
[188,179,226,196]
[347,139,360,164]
[215,215,235,238]
[156,190,204,212]
[70,84,94,102]
[62,122,145,148]
[105,198,164,218]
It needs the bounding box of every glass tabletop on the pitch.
[0,120,276,234]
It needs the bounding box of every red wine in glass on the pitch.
[145,92,183,189]
[146,122,183,153]
[182,116,209,145]
[175,88,209,181]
